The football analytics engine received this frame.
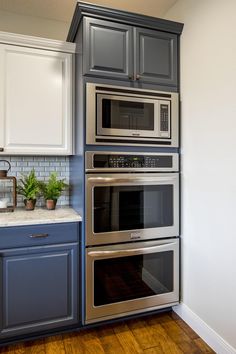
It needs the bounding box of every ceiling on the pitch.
[0,0,178,23]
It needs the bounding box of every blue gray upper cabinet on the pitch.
[135,27,177,86]
[67,2,183,88]
[84,17,133,80]
[84,18,177,86]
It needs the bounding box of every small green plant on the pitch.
[39,172,68,201]
[17,169,40,201]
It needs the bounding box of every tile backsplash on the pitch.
[0,156,70,207]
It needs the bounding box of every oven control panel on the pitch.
[86,152,179,171]
[106,155,172,168]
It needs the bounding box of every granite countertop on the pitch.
[0,207,82,227]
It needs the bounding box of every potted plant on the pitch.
[39,172,68,210]
[17,169,40,210]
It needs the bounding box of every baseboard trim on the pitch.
[173,303,236,354]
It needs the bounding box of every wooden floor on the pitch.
[0,311,215,354]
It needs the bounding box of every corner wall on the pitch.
[164,0,236,351]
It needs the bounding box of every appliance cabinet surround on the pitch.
[0,222,79,340]
[0,34,75,155]
[83,17,178,87]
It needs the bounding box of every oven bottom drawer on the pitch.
[85,238,179,323]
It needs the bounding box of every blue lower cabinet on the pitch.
[0,224,79,339]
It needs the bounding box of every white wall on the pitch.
[165,0,236,351]
[0,10,68,40]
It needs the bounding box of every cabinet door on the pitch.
[0,243,78,338]
[0,44,73,155]
[135,27,178,86]
[83,17,133,80]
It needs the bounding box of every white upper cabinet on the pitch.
[0,35,75,155]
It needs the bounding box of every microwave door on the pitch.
[97,94,159,138]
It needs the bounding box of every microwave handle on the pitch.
[87,242,176,258]
[87,176,177,184]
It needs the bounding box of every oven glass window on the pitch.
[94,185,173,233]
[102,98,154,131]
[94,251,173,306]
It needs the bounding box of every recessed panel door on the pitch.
[83,17,133,80]
[135,27,177,86]
[0,243,78,338]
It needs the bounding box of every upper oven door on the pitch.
[97,94,170,139]
[86,173,179,246]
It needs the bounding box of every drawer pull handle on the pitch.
[29,233,49,238]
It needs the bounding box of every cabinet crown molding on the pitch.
[0,31,76,53]
[67,1,184,42]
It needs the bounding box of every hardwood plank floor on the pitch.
[0,311,215,354]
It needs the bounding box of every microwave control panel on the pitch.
[160,104,169,132]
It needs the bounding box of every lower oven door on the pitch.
[85,238,179,324]
[86,173,179,246]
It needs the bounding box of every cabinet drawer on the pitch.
[0,222,79,249]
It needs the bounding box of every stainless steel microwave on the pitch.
[86,83,179,147]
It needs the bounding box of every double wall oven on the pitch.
[85,151,180,323]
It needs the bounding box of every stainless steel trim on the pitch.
[87,238,178,253]
[86,83,179,147]
[85,151,179,173]
[85,301,179,324]
[87,176,177,183]
[87,82,175,98]
[86,173,179,246]
[85,238,179,322]
[88,242,177,257]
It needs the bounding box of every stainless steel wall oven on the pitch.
[86,83,179,147]
[85,151,180,324]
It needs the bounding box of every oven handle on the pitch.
[87,176,177,184]
[87,242,176,258]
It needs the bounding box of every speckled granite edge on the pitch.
[0,207,82,227]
